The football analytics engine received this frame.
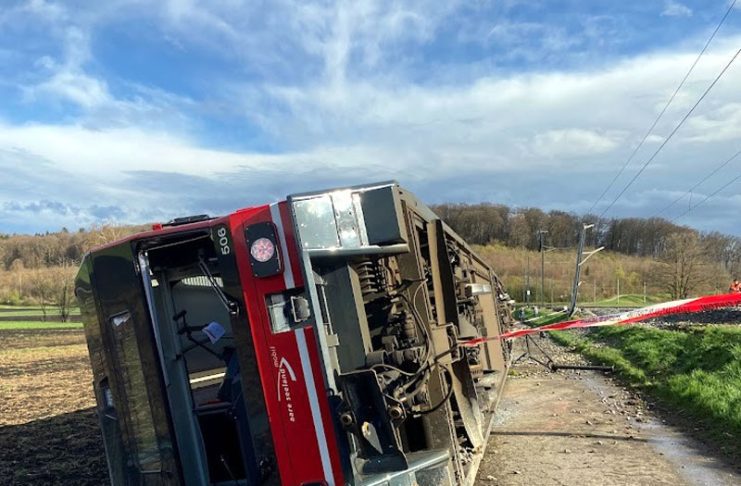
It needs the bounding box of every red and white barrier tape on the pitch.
[460,292,741,347]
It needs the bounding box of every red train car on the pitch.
[75,182,514,485]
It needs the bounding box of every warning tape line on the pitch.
[460,293,741,347]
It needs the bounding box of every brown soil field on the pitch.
[0,328,107,485]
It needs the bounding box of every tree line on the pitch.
[0,225,145,312]
[0,207,738,306]
[432,203,741,280]
[0,225,145,271]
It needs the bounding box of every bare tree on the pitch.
[29,270,54,321]
[659,232,707,299]
[52,262,77,322]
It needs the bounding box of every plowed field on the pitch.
[0,328,106,485]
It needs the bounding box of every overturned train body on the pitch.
[75,182,514,486]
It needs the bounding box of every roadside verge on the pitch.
[548,323,741,465]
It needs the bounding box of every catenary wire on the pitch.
[654,146,741,217]
[671,171,741,223]
[598,48,741,219]
[587,0,738,216]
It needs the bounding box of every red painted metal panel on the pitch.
[300,326,346,485]
[228,205,343,485]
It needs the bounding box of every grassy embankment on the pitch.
[546,322,741,460]
[585,293,668,307]
[0,306,71,315]
[0,305,82,330]
[0,322,83,330]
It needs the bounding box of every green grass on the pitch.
[0,309,81,318]
[526,311,568,327]
[551,324,741,459]
[0,321,83,330]
[516,307,569,325]
[0,305,81,318]
[583,293,668,307]
[514,293,668,310]
[0,305,47,310]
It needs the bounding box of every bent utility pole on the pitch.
[537,229,548,306]
[568,224,604,316]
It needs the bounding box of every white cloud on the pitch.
[2,1,741,235]
[0,123,246,178]
[34,70,110,109]
[142,0,459,85]
[3,38,741,184]
[532,129,621,158]
[662,1,693,18]
[18,23,112,110]
[22,25,163,122]
[0,122,431,186]
[238,41,741,174]
[683,102,741,143]
[0,0,67,26]
[645,134,665,144]
[484,20,581,59]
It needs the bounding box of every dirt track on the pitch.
[475,336,740,486]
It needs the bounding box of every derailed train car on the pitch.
[75,182,514,486]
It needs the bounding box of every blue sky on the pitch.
[1,0,741,235]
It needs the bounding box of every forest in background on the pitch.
[432,203,740,262]
[0,225,146,313]
[432,203,740,303]
[0,203,738,308]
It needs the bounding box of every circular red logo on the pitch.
[250,237,275,263]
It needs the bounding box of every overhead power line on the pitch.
[671,172,741,223]
[598,48,741,219]
[587,0,738,216]
[654,146,741,217]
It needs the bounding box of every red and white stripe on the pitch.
[461,292,741,347]
[295,327,336,485]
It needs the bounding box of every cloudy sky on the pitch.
[1,0,740,235]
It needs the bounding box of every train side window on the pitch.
[108,311,163,473]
